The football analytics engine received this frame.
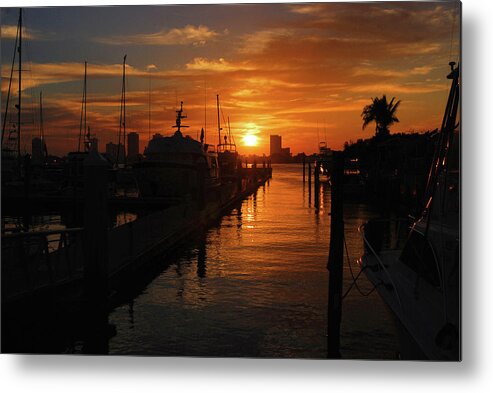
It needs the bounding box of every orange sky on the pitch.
[1,2,460,157]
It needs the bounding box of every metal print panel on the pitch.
[1,1,461,360]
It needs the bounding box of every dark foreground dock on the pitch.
[1,162,272,353]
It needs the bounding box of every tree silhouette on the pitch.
[361,95,401,137]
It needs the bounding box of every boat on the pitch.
[133,101,220,200]
[342,158,366,199]
[316,141,333,178]
[215,95,240,183]
[359,62,460,360]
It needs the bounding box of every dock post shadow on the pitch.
[326,151,344,359]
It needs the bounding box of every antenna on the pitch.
[316,121,320,146]
[39,91,44,140]
[117,55,127,165]
[84,61,87,149]
[216,94,222,146]
[78,61,87,152]
[227,116,232,142]
[172,101,189,134]
[204,80,207,144]
[123,54,127,165]
[148,66,151,145]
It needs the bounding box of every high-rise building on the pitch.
[270,135,282,156]
[127,132,139,159]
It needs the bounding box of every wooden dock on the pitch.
[1,166,272,310]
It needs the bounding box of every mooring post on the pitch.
[83,150,110,354]
[308,162,312,188]
[314,161,320,209]
[308,162,312,202]
[327,151,344,359]
[302,156,306,183]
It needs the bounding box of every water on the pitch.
[108,164,398,358]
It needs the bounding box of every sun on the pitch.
[242,134,258,147]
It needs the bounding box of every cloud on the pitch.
[4,2,459,156]
[353,65,435,78]
[185,58,255,72]
[94,25,219,46]
[1,24,43,40]
[289,4,327,15]
[1,62,140,93]
[349,82,447,95]
[238,28,292,54]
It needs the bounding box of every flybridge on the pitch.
[216,94,237,153]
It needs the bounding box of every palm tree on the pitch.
[361,95,401,137]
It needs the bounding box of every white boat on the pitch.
[133,102,219,199]
[360,62,460,360]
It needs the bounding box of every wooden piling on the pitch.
[303,156,306,183]
[314,161,320,209]
[83,151,110,354]
[308,162,311,188]
[326,151,344,359]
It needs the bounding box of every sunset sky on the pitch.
[1,1,460,157]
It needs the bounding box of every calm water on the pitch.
[109,164,398,359]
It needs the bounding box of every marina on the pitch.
[1,3,460,360]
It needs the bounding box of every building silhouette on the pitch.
[270,134,292,163]
[270,135,282,156]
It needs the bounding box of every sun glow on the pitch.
[242,134,258,147]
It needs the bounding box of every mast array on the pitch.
[172,101,189,134]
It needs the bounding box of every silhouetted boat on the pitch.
[360,63,460,360]
[133,102,220,199]
[317,141,332,178]
[215,95,241,183]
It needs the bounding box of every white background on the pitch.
[1,0,491,392]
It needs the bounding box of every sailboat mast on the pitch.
[40,91,48,157]
[84,61,87,149]
[17,9,22,158]
[1,13,19,146]
[148,67,151,144]
[216,94,221,146]
[39,91,44,140]
[117,55,126,165]
[78,61,87,152]
[204,80,207,144]
[123,54,127,165]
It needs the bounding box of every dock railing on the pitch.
[1,228,85,302]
